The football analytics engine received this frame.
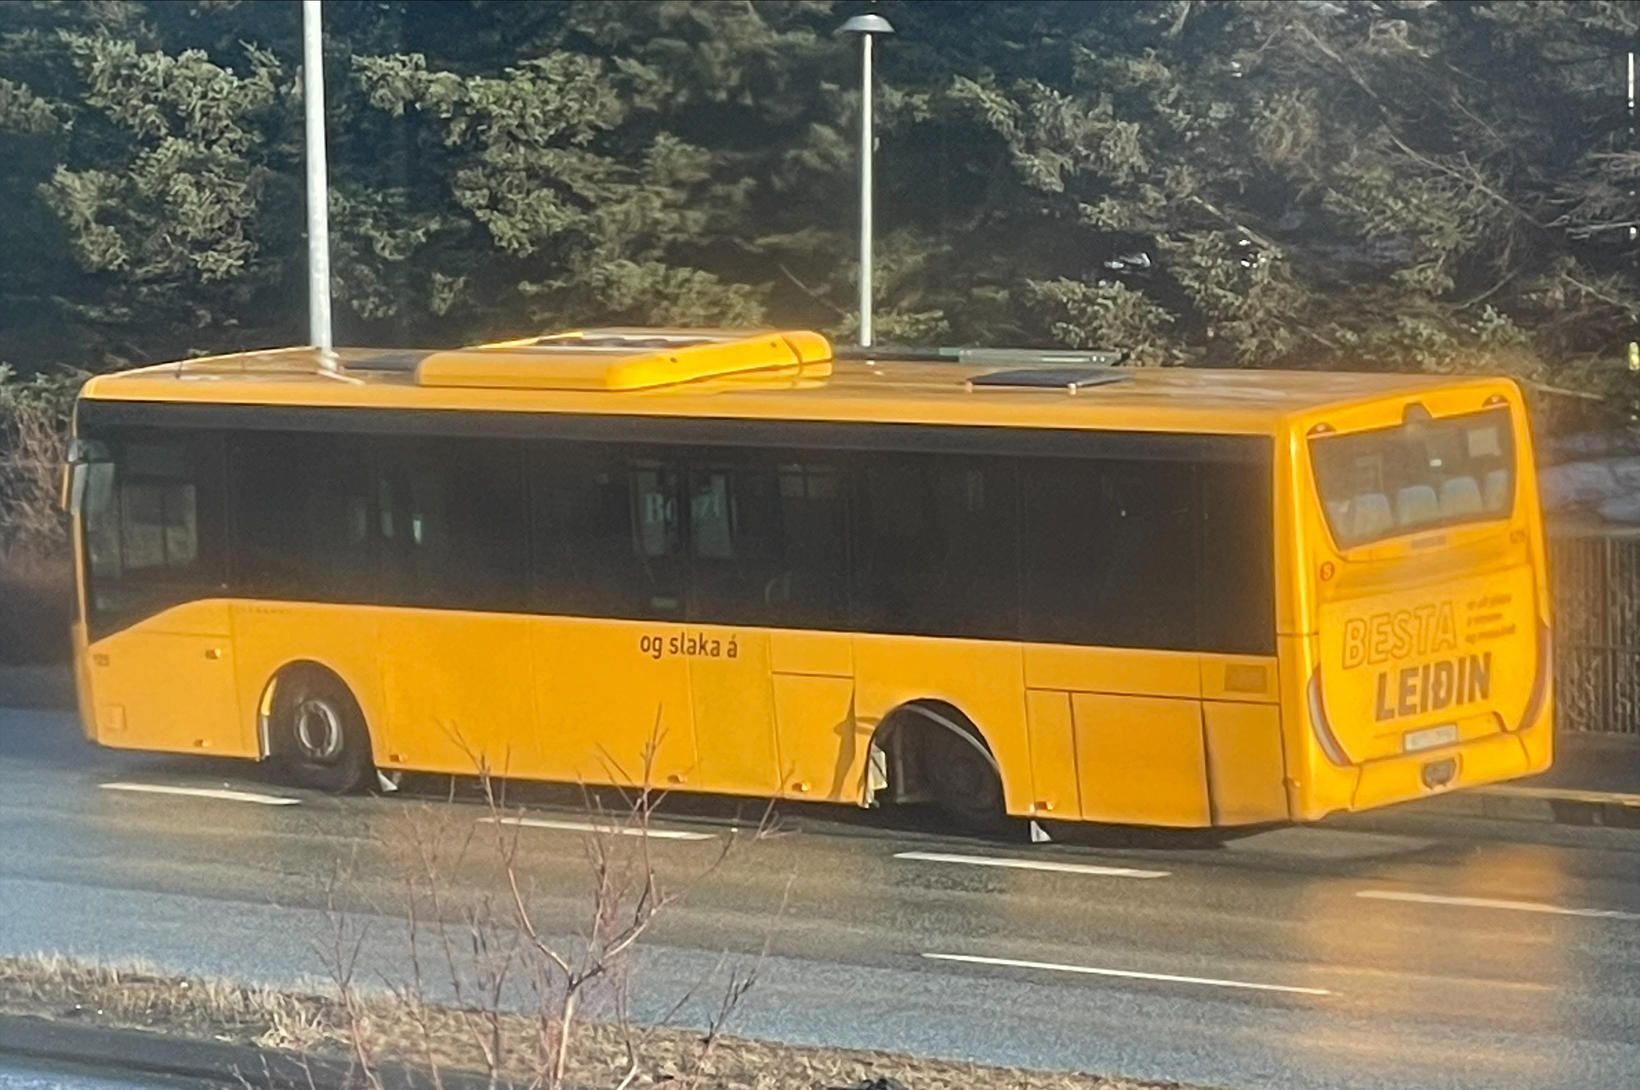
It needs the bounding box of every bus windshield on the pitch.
[1312,406,1515,547]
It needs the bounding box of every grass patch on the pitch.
[0,953,1182,1090]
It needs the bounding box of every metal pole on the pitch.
[1629,51,1636,371]
[302,0,333,354]
[839,13,891,348]
[859,32,874,348]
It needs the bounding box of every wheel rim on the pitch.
[293,698,344,762]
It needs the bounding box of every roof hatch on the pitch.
[969,367,1129,393]
[837,345,1125,366]
[415,328,832,391]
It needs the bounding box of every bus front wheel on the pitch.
[267,667,374,794]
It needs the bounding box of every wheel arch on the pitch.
[256,659,373,761]
[866,697,1003,806]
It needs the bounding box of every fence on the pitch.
[1551,529,1640,735]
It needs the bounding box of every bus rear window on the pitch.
[1311,407,1514,547]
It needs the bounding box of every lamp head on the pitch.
[839,13,895,36]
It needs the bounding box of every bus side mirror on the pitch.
[61,439,110,514]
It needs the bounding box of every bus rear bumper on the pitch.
[1347,724,1553,813]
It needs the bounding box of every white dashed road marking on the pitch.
[100,782,301,806]
[479,815,715,840]
[1357,889,1640,921]
[922,953,1333,996]
[895,850,1168,879]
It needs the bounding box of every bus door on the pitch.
[683,460,782,796]
[682,456,855,800]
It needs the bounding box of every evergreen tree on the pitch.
[0,0,1634,408]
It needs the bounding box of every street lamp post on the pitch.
[302,0,333,355]
[839,13,894,349]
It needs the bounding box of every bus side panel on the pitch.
[88,600,250,757]
[1025,644,1208,825]
[1200,652,1288,825]
[1024,689,1080,819]
[1074,693,1209,826]
[770,630,859,801]
[772,673,861,802]
[853,634,1033,816]
[1202,702,1288,825]
[529,615,697,789]
[229,601,385,760]
[376,608,539,779]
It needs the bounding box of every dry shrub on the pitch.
[0,549,73,664]
[0,365,77,558]
[0,949,1172,1090]
[315,749,774,1090]
[0,366,77,663]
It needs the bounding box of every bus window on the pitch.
[530,445,685,620]
[1312,407,1514,548]
[685,457,848,629]
[1022,459,1197,651]
[772,463,848,628]
[378,438,525,611]
[230,432,376,603]
[1199,460,1275,655]
[82,430,225,634]
[850,455,1018,640]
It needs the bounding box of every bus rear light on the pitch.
[1305,669,1353,767]
[1484,394,1507,406]
[1510,622,1553,733]
[1308,423,1333,436]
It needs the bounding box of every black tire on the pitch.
[267,667,373,794]
[916,711,1006,832]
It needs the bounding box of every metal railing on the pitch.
[1551,529,1640,734]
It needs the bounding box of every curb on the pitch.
[0,1012,489,1089]
[1415,785,1640,828]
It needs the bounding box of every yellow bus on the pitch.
[64,329,1553,827]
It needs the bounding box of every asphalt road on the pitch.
[0,1061,202,1090]
[3,707,1638,1090]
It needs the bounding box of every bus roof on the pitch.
[78,330,1516,437]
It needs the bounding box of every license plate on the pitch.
[1403,724,1459,753]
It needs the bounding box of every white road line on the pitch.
[100,782,301,806]
[478,815,715,841]
[922,953,1332,996]
[1357,889,1640,921]
[895,850,1168,879]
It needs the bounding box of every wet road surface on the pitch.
[2,707,1638,1090]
